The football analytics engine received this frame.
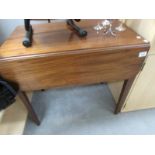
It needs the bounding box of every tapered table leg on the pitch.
[115,77,136,114]
[18,91,40,125]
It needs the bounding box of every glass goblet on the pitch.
[102,19,116,36]
[93,23,103,34]
[115,19,126,32]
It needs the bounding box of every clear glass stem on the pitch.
[115,21,126,32]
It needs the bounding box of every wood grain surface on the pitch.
[0,20,150,91]
[0,20,149,59]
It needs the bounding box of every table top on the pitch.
[0,20,149,60]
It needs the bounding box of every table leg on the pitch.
[115,77,136,114]
[18,91,40,125]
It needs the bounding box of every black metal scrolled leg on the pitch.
[67,19,87,37]
[22,19,88,47]
[24,19,30,31]
[23,19,33,47]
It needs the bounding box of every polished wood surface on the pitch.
[0,47,149,91]
[0,20,149,59]
[0,20,149,91]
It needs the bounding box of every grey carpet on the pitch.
[24,84,155,135]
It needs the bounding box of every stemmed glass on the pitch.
[93,22,103,34]
[94,19,118,36]
[102,19,116,36]
[115,19,126,32]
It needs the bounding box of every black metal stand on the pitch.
[23,19,33,47]
[23,19,88,47]
[66,19,87,37]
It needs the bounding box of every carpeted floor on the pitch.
[24,84,155,135]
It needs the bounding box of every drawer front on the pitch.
[0,48,148,91]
